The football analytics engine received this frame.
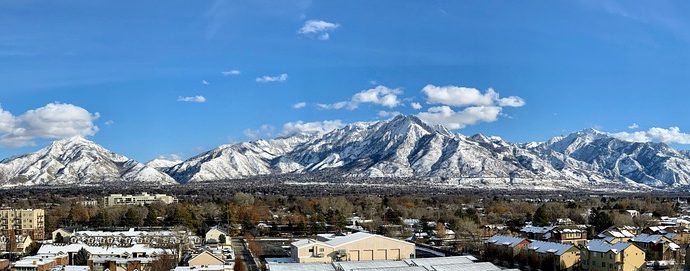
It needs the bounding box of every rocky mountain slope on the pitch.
[2,115,690,190]
[0,136,177,186]
[163,115,690,189]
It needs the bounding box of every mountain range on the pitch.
[1,115,689,190]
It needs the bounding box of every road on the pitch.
[232,237,260,271]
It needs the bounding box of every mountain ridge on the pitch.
[1,115,689,190]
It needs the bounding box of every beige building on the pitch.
[204,228,230,246]
[104,193,177,206]
[525,240,580,271]
[0,209,45,240]
[581,239,645,271]
[290,232,415,263]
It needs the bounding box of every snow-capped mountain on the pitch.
[0,136,177,186]
[146,158,182,170]
[3,115,690,190]
[525,128,690,187]
[161,115,690,189]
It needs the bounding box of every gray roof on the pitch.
[431,262,501,271]
[584,239,632,254]
[268,263,335,271]
[404,256,474,267]
[335,260,409,271]
[485,235,527,247]
[527,240,575,256]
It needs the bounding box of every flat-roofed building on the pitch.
[104,193,177,206]
[0,209,45,240]
[290,232,415,263]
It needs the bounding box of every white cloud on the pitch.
[319,85,402,110]
[612,127,690,145]
[421,85,525,108]
[177,95,207,103]
[104,120,115,126]
[221,70,241,76]
[417,105,502,130]
[243,124,275,139]
[298,20,339,40]
[292,102,307,109]
[497,96,526,107]
[410,102,422,110]
[416,84,525,130]
[378,111,401,118]
[281,120,344,136]
[202,80,210,85]
[256,73,288,83]
[0,103,100,147]
[628,123,639,129]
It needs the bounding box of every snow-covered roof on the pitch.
[404,255,474,267]
[520,225,554,234]
[485,235,527,247]
[584,239,632,254]
[37,244,171,257]
[334,260,409,271]
[527,240,574,256]
[267,263,335,271]
[598,229,635,238]
[631,234,666,244]
[431,262,501,271]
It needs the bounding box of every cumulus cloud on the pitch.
[318,85,402,110]
[256,73,288,83]
[612,127,690,145]
[177,96,207,103]
[281,120,344,136]
[292,102,307,109]
[417,105,502,129]
[221,70,240,76]
[243,124,276,139]
[298,20,339,40]
[378,111,401,118]
[628,123,639,129]
[0,103,100,147]
[416,84,525,130]
[410,102,422,110]
[421,85,525,108]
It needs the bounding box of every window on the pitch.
[308,248,313,253]
[319,248,324,252]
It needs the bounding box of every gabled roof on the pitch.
[584,239,632,254]
[190,250,225,265]
[527,240,575,256]
[485,235,527,247]
[520,226,554,234]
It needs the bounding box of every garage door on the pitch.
[348,250,359,261]
[361,250,374,261]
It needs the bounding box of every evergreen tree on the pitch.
[74,248,89,265]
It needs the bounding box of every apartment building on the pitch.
[290,232,415,263]
[0,209,45,240]
[581,240,645,271]
[104,193,177,206]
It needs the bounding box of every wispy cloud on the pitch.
[222,70,241,76]
[243,124,275,139]
[256,73,288,83]
[298,20,340,40]
[0,103,100,147]
[104,120,115,126]
[292,102,307,109]
[410,102,422,110]
[177,95,207,103]
[628,123,639,129]
[280,120,343,136]
[202,80,210,85]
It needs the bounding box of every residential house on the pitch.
[484,235,530,263]
[581,240,645,271]
[629,234,680,261]
[525,240,580,271]
[204,228,230,246]
[596,227,636,244]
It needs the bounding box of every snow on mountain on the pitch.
[0,136,177,187]
[146,158,182,170]
[4,115,690,190]
[165,115,690,189]
[526,128,690,188]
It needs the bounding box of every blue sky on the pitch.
[2,0,690,161]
